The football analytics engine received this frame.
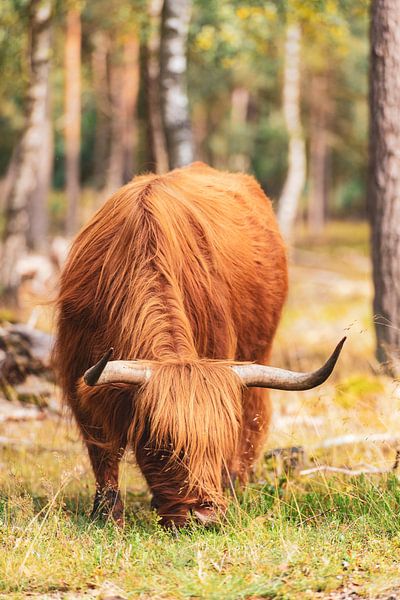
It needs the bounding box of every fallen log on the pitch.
[0,323,55,408]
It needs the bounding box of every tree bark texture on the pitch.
[278,23,306,241]
[64,7,81,237]
[160,0,194,169]
[368,0,400,372]
[0,0,53,302]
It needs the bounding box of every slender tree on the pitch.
[91,31,110,190]
[368,0,400,372]
[160,0,194,169]
[104,36,140,194]
[0,0,53,302]
[277,23,306,241]
[29,81,53,251]
[104,55,125,194]
[64,4,81,236]
[121,37,140,182]
[146,0,169,173]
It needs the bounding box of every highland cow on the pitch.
[54,162,344,527]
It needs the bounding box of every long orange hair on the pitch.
[54,162,287,503]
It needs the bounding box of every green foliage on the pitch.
[0,0,29,172]
[188,0,369,212]
[0,0,369,218]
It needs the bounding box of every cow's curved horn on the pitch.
[83,349,152,386]
[230,337,346,390]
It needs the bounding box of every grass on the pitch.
[1,221,400,599]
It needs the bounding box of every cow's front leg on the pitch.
[86,440,126,526]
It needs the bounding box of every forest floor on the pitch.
[2,222,400,600]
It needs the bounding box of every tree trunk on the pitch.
[104,58,125,194]
[368,0,400,373]
[29,114,53,250]
[146,0,169,173]
[121,37,140,183]
[160,0,194,169]
[277,23,306,241]
[103,38,140,194]
[91,31,110,190]
[28,1,53,253]
[307,73,331,235]
[64,7,81,237]
[0,0,53,303]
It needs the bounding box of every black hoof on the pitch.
[91,489,124,525]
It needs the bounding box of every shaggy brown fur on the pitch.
[53,162,288,526]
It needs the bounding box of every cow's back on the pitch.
[170,162,288,363]
[55,162,287,401]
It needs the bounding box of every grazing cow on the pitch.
[53,162,344,527]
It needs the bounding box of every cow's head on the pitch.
[82,337,345,526]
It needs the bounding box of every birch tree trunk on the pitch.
[160,0,194,169]
[277,23,306,241]
[29,113,52,250]
[0,0,53,303]
[64,7,81,237]
[368,0,400,373]
[146,0,169,173]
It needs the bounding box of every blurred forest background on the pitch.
[0,0,369,251]
[2,2,400,597]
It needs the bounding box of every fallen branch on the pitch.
[300,464,395,477]
[318,432,399,449]
[265,433,399,462]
